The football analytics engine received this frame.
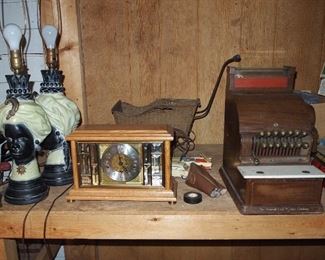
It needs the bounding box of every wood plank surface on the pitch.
[1,145,325,240]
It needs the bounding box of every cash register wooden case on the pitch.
[66,124,177,203]
[220,67,325,215]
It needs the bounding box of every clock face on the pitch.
[101,143,141,182]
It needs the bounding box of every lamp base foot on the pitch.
[4,177,49,205]
[42,164,73,186]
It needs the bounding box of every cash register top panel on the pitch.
[229,94,315,133]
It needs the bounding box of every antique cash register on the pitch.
[220,66,325,214]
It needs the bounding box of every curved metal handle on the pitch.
[194,54,241,121]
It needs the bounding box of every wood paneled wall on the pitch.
[59,0,325,144]
[64,240,325,260]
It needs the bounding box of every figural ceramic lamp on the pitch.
[0,23,51,204]
[35,20,80,186]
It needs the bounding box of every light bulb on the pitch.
[42,25,58,49]
[3,23,24,74]
[3,23,22,50]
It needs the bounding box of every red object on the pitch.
[312,159,325,172]
[0,162,11,171]
[234,76,289,89]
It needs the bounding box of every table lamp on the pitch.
[0,24,51,204]
[35,24,80,186]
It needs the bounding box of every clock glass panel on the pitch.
[76,142,164,187]
[101,143,141,182]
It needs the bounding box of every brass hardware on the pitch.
[46,48,59,69]
[4,97,19,120]
[9,50,25,74]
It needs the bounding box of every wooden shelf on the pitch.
[0,145,325,241]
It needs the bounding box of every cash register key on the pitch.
[302,143,309,149]
[273,130,279,136]
[280,130,286,136]
[261,142,268,148]
[296,142,302,148]
[266,131,272,137]
[294,130,301,136]
[287,130,293,136]
[301,131,307,137]
[253,158,260,165]
[259,131,265,137]
[281,141,288,148]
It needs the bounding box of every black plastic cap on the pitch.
[232,54,241,62]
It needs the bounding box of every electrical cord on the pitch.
[22,201,41,260]
[43,184,72,260]
[20,183,72,260]
[174,129,196,157]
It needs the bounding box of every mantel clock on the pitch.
[66,124,177,203]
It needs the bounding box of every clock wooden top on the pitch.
[66,124,174,141]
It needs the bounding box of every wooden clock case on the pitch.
[66,124,177,203]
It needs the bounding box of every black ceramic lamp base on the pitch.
[4,177,49,205]
[42,165,73,186]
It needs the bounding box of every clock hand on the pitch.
[118,154,122,164]
[117,154,129,173]
[122,165,128,173]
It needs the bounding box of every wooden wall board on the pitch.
[63,240,325,260]
[59,0,325,144]
[313,103,325,137]
[40,0,57,26]
[0,239,18,260]
[79,1,132,124]
[273,0,325,92]
[159,0,198,99]
[239,0,278,66]
[323,10,325,72]
[195,0,241,144]
[64,241,97,260]
[128,0,161,104]
[59,0,85,121]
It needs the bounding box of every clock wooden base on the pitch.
[66,124,177,203]
[66,178,177,202]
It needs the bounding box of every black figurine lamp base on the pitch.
[42,165,73,186]
[4,177,49,205]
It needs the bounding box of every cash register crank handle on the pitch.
[194,54,241,120]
